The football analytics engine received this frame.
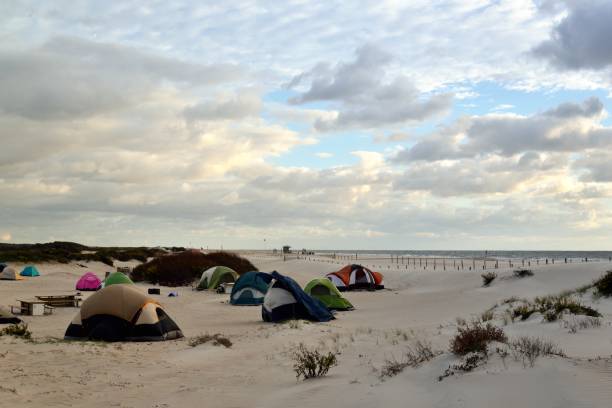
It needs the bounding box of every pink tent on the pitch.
[76,272,102,291]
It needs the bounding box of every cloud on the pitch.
[184,89,261,122]
[1,232,11,242]
[533,1,612,70]
[287,45,453,130]
[0,36,241,120]
[394,97,611,162]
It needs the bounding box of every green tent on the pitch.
[104,271,134,287]
[304,278,354,311]
[197,266,238,290]
[20,265,40,277]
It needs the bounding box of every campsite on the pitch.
[2,248,612,408]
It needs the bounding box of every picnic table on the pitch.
[35,295,82,307]
[12,300,54,316]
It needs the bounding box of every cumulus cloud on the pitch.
[533,1,612,70]
[394,97,611,162]
[0,36,241,120]
[184,89,262,122]
[287,45,453,130]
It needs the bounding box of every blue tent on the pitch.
[20,265,40,277]
[262,272,334,323]
[230,272,273,306]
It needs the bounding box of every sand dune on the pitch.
[1,256,611,407]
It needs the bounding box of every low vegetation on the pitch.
[508,294,601,322]
[188,333,232,348]
[513,269,534,278]
[0,241,168,266]
[0,323,32,339]
[131,251,257,286]
[450,321,507,355]
[594,270,612,297]
[291,343,338,380]
[562,316,601,333]
[379,340,440,379]
[509,336,565,368]
[481,272,497,287]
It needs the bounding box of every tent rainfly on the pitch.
[197,266,238,290]
[304,278,354,310]
[230,271,272,305]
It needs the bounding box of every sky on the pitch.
[2,0,612,250]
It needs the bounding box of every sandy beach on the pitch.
[1,255,612,408]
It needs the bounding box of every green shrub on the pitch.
[594,270,612,297]
[291,343,338,380]
[450,322,507,355]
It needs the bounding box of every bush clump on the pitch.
[0,323,32,339]
[513,269,534,278]
[188,333,232,348]
[594,270,612,297]
[450,322,507,355]
[481,272,497,287]
[291,343,338,380]
[131,251,257,286]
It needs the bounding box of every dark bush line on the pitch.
[594,270,612,297]
[0,241,169,266]
[131,251,257,286]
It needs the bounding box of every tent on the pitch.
[230,271,272,305]
[197,266,238,290]
[326,264,384,291]
[304,278,354,310]
[0,305,22,324]
[20,265,40,277]
[262,271,334,323]
[0,267,24,281]
[0,263,6,272]
[64,284,183,342]
[104,271,134,287]
[76,272,102,291]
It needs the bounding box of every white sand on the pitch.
[1,256,612,407]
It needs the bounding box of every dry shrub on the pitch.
[439,352,487,381]
[562,316,601,333]
[481,272,497,287]
[131,251,257,286]
[450,322,507,355]
[188,333,232,348]
[0,323,31,339]
[510,336,564,367]
[380,340,439,379]
[291,343,338,380]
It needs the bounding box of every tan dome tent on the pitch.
[64,285,183,342]
[0,267,24,281]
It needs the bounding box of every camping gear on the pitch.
[103,271,134,287]
[76,272,102,291]
[0,267,23,281]
[20,265,40,277]
[304,278,354,310]
[148,288,161,295]
[0,305,22,324]
[326,264,384,291]
[230,271,273,306]
[262,272,334,323]
[197,266,238,290]
[64,284,183,342]
[0,263,6,272]
[168,291,178,297]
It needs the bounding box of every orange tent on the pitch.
[326,264,384,291]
